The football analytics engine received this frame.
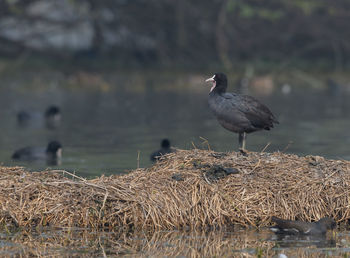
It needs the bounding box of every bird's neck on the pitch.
[210,88,226,96]
[211,83,227,95]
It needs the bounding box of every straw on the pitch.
[0,150,349,230]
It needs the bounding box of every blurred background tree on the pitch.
[0,0,349,70]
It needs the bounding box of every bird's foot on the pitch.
[239,148,248,156]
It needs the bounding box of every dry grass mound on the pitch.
[0,149,350,230]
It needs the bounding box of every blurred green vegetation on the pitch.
[0,0,349,72]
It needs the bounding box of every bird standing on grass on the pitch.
[205,73,278,152]
[270,216,336,235]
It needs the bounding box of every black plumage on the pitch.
[12,141,62,165]
[205,73,278,151]
[150,139,174,162]
[270,216,336,235]
[45,105,61,129]
[16,105,61,129]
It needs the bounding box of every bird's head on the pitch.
[205,73,227,93]
[318,217,336,230]
[161,139,170,149]
[46,141,62,158]
[45,105,61,118]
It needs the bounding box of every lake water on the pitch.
[0,71,349,177]
[0,227,349,257]
[0,70,350,256]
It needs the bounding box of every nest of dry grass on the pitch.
[0,149,350,230]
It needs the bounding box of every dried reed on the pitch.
[0,149,349,230]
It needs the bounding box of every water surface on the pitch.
[0,228,348,257]
[0,72,349,177]
[0,71,350,256]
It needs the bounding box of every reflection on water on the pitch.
[0,73,349,177]
[0,71,350,255]
[0,228,347,257]
[271,233,336,249]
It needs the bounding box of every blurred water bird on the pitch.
[17,110,32,126]
[17,105,61,129]
[205,73,278,152]
[45,105,61,129]
[12,141,62,165]
[150,139,174,162]
[270,216,336,235]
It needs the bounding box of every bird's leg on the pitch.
[238,132,247,155]
[242,132,246,150]
[238,133,243,149]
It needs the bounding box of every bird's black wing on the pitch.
[271,216,312,234]
[12,147,32,159]
[210,93,252,130]
[223,93,278,130]
[150,150,162,162]
[12,146,45,160]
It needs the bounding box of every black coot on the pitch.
[150,139,174,162]
[205,73,278,151]
[12,141,62,165]
[17,110,39,127]
[270,216,336,235]
[17,105,61,129]
[45,105,61,129]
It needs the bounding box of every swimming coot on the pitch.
[12,141,62,165]
[45,105,61,129]
[205,73,278,152]
[17,110,38,127]
[150,139,174,162]
[17,105,61,129]
[270,216,336,235]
